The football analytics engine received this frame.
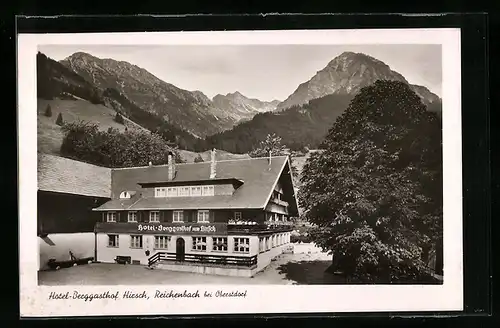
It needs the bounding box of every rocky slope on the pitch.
[60,52,237,138]
[212,91,280,122]
[277,51,441,111]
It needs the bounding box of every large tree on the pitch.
[299,80,442,282]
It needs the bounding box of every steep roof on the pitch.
[37,154,111,198]
[94,156,298,214]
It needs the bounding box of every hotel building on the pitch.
[93,150,298,277]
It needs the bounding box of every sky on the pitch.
[39,44,442,101]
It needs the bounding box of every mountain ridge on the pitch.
[212,91,281,122]
[60,52,237,137]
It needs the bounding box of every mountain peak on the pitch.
[276,52,416,110]
[64,52,98,61]
[226,91,244,98]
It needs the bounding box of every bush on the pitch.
[194,154,204,163]
[290,234,313,244]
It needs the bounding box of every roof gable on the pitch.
[37,154,111,198]
[102,156,290,210]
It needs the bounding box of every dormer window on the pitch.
[119,191,132,199]
[202,185,214,196]
[179,186,190,196]
[191,186,202,196]
[167,187,178,197]
[155,187,166,198]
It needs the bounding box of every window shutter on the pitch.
[210,211,215,223]
[138,211,143,222]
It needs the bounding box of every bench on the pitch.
[114,256,132,264]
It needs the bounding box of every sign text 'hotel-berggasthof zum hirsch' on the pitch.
[138,224,218,234]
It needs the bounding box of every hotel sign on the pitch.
[95,222,227,235]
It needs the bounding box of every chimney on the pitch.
[168,152,175,180]
[210,148,216,179]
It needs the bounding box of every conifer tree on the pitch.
[44,104,52,117]
[55,113,64,126]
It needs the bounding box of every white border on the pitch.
[19,29,463,317]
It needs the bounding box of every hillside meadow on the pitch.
[37,98,251,163]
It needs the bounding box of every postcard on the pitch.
[18,28,462,317]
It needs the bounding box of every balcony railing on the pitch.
[227,222,293,234]
[148,251,257,268]
[271,198,289,207]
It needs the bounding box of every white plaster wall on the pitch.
[96,233,152,265]
[96,234,260,266]
[38,233,95,271]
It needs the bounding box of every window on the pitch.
[234,237,250,253]
[202,185,214,196]
[173,211,184,223]
[179,186,190,196]
[154,236,170,249]
[130,235,143,248]
[108,234,119,247]
[150,211,160,222]
[212,237,228,252]
[107,212,116,222]
[167,187,178,197]
[197,210,210,223]
[234,212,242,220]
[128,211,137,222]
[155,187,166,198]
[191,186,202,196]
[192,237,207,251]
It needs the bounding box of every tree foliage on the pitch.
[299,80,443,282]
[249,133,299,178]
[249,133,287,158]
[60,120,183,168]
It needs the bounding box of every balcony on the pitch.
[227,221,293,234]
[271,198,289,207]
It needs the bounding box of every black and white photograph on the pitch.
[19,29,463,316]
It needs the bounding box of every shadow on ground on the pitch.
[276,260,349,285]
[276,260,444,285]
